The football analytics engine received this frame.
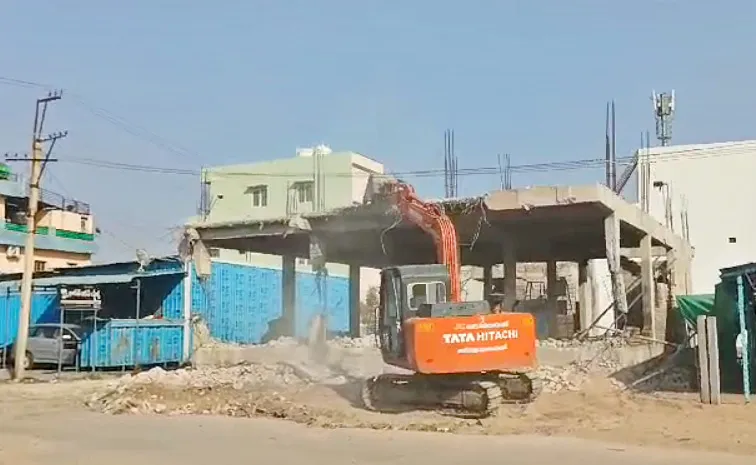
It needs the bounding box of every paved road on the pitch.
[0,411,752,465]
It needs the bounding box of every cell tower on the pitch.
[652,90,676,146]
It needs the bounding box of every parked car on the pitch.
[4,323,83,370]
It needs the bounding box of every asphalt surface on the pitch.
[1,410,752,465]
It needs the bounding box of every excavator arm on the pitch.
[386,181,462,303]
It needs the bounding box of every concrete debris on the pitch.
[327,335,377,349]
[262,337,300,348]
[90,333,691,424]
[536,336,628,350]
[532,338,627,393]
[117,364,305,390]
[282,361,348,386]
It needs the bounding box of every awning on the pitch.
[0,269,184,288]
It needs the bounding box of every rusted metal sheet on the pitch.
[79,319,184,368]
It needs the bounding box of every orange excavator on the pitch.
[361,179,540,417]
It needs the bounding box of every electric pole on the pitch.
[9,91,66,380]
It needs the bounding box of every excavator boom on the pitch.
[387,182,461,302]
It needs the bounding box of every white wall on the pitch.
[638,140,756,294]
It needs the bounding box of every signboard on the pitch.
[60,286,102,308]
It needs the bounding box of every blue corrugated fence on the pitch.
[0,288,60,348]
[79,319,184,368]
[191,262,350,344]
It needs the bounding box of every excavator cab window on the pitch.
[378,269,403,360]
[407,281,447,314]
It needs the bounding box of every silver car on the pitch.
[4,323,82,370]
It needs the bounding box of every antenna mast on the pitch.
[652,90,676,146]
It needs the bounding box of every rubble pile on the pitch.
[327,335,377,349]
[537,336,629,350]
[533,338,626,393]
[89,363,312,416]
[262,337,299,348]
[124,364,306,389]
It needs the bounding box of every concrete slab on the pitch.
[187,183,690,267]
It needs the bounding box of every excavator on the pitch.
[361,179,541,418]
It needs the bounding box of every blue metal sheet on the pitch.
[79,319,184,368]
[160,276,185,320]
[0,290,60,347]
[190,262,351,344]
[296,273,349,338]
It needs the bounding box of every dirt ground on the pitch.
[1,371,756,458]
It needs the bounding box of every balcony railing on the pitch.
[3,222,95,241]
[40,188,91,215]
[0,172,20,183]
[0,171,91,216]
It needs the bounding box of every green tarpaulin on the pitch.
[676,294,715,326]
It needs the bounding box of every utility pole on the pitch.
[9,91,66,380]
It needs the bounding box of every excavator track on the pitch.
[361,371,540,419]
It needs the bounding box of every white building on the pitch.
[636,140,756,294]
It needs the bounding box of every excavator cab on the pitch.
[377,264,450,364]
[377,264,497,367]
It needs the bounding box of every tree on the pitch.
[360,286,379,333]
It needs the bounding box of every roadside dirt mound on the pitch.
[84,366,756,455]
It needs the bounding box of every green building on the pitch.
[197,145,384,290]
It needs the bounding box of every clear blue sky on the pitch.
[1,1,754,262]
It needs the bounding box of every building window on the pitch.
[295,182,313,203]
[248,185,268,208]
[66,262,78,267]
[208,248,220,258]
[297,258,310,266]
[34,260,46,272]
[80,215,88,232]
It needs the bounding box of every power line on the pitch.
[52,144,756,180]
[0,76,201,162]
[4,75,756,184]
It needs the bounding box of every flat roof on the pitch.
[0,269,184,288]
[188,184,689,268]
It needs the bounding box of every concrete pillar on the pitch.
[483,265,493,302]
[604,213,628,318]
[546,260,558,337]
[348,264,361,337]
[578,260,592,332]
[282,255,296,337]
[640,234,656,338]
[502,240,517,310]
